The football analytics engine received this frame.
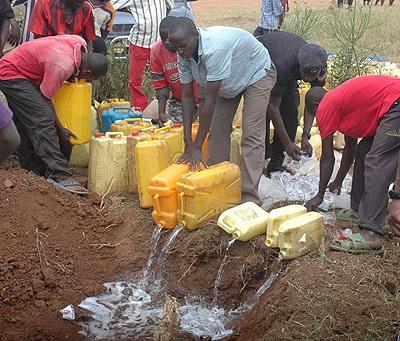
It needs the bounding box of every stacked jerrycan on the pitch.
[135,136,169,208]
[154,125,185,164]
[176,161,241,230]
[52,79,92,145]
[98,98,131,118]
[110,117,153,136]
[88,132,129,196]
[218,203,324,259]
[230,125,242,167]
[102,107,143,133]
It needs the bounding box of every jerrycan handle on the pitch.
[217,213,233,232]
[105,132,124,138]
[154,193,161,216]
[140,126,156,132]
[125,118,142,124]
[154,126,172,134]
[179,192,186,216]
[113,106,131,112]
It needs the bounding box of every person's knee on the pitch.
[0,120,21,161]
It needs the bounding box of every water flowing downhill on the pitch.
[141,226,162,285]
[212,237,236,307]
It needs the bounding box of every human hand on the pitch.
[328,181,342,195]
[388,200,400,237]
[8,19,20,47]
[305,194,324,211]
[58,127,77,147]
[176,143,207,172]
[301,137,313,157]
[284,141,301,160]
[158,113,169,127]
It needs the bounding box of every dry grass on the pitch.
[195,2,400,63]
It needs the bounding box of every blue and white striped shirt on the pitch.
[258,0,283,30]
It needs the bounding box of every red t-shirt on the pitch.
[0,35,87,99]
[28,0,96,41]
[150,40,198,101]
[316,75,400,139]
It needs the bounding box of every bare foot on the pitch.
[360,229,382,249]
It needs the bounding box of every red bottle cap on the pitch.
[94,133,105,138]
[174,124,181,128]
[134,106,141,111]
[132,131,139,136]
[236,125,240,129]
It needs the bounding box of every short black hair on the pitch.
[93,36,107,55]
[86,53,108,78]
[159,15,177,33]
[168,16,197,38]
[305,87,327,111]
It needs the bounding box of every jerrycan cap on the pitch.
[236,125,241,129]
[173,124,181,128]
[94,133,105,138]
[134,106,141,111]
[132,131,140,136]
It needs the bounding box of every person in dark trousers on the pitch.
[257,31,327,175]
[304,75,400,254]
[0,0,14,55]
[388,148,400,237]
[0,35,108,194]
[253,0,283,37]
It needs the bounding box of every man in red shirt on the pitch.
[28,0,96,50]
[0,35,107,194]
[304,75,400,254]
[150,16,199,125]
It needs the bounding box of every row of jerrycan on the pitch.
[218,203,324,259]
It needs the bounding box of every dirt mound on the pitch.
[1,167,400,340]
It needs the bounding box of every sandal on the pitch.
[328,232,385,254]
[47,178,88,195]
[335,209,359,224]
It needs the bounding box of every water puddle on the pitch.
[79,228,282,340]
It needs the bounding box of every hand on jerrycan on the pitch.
[58,127,78,147]
[176,140,208,172]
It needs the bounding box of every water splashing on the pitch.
[212,237,236,307]
[141,226,162,284]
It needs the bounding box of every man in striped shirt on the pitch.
[254,0,283,37]
[111,0,173,110]
[28,0,96,50]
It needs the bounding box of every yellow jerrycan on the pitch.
[154,125,184,164]
[98,98,130,116]
[176,161,241,230]
[266,205,307,248]
[192,123,208,160]
[297,86,310,119]
[87,132,129,196]
[126,129,156,192]
[110,118,153,136]
[278,212,324,259]
[230,125,242,167]
[217,202,269,241]
[135,137,170,208]
[52,79,91,145]
[148,163,191,229]
[172,123,184,148]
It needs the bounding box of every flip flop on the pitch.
[328,232,385,255]
[47,178,88,195]
[335,209,359,224]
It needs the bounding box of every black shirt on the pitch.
[257,31,325,98]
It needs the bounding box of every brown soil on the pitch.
[1,163,400,340]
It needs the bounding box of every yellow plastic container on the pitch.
[110,118,153,136]
[297,86,310,119]
[52,79,92,145]
[192,123,208,160]
[135,137,170,208]
[70,106,100,167]
[126,130,156,192]
[172,123,184,148]
[176,161,241,230]
[266,205,307,248]
[98,98,130,115]
[87,132,129,196]
[217,202,269,241]
[230,125,242,167]
[154,126,184,164]
[278,212,324,259]
[148,163,190,229]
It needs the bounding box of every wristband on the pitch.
[302,131,311,140]
[389,183,400,200]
